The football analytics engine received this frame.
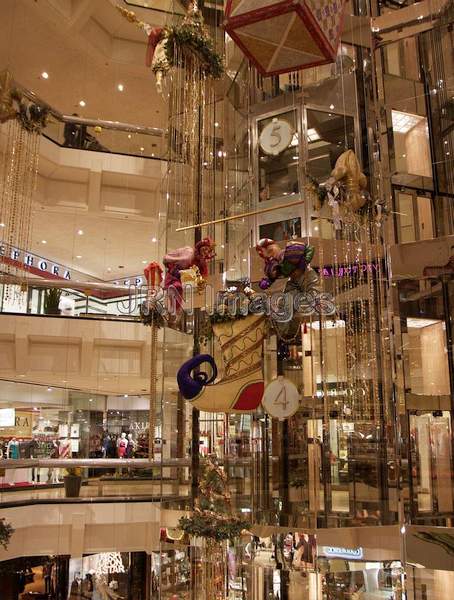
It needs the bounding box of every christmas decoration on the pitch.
[177,313,266,413]
[179,455,248,599]
[224,0,346,76]
[117,2,223,93]
[163,238,216,310]
[256,239,315,290]
[310,149,386,229]
[0,518,14,549]
[0,70,49,298]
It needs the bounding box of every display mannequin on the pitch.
[117,433,127,458]
[58,294,75,316]
[125,433,136,458]
[7,437,19,459]
[49,440,61,484]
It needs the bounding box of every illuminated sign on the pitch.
[322,546,364,560]
[0,244,71,280]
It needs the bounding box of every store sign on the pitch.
[322,546,363,560]
[315,263,379,278]
[0,408,15,427]
[0,244,71,280]
[0,410,33,438]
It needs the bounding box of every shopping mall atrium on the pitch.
[0,0,453,598]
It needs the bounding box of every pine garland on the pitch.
[163,22,224,79]
[178,455,248,542]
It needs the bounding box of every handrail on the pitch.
[0,458,191,469]
[0,274,143,293]
[15,82,165,137]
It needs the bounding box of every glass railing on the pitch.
[15,82,166,160]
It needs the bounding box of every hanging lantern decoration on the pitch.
[224,0,346,76]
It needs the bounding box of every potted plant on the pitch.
[63,467,82,498]
[43,288,62,315]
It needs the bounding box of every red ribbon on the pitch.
[145,27,164,67]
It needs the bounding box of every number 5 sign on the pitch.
[259,117,294,156]
[262,376,300,420]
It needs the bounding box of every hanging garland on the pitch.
[0,518,14,550]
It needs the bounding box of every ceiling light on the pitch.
[407,317,439,328]
[79,100,86,107]
[89,398,93,402]
[124,394,128,398]
[127,134,131,139]
[76,255,82,259]
[41,240,47,244]
[391,110,424,134]
[151,153,155,157]
[152,237,157,243]
[214,122,219,127]
[77,229,84,235]
[140,147,144,152]
[117,83,124,92]
[0,223,4,227]
[329,104,335,110]
[41,71,49,79]
[142,260,147,264]
[107,267,112,272]
[47,387,52,392]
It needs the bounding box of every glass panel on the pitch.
[306,109,355,182]
[397,191,416,242]
[257,109,299,201]
[392,110,432,177]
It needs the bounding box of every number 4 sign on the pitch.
[262,376,300,420]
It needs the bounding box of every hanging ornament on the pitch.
[224,0,346,76]
[255,238,315,291]
[177,313,266,413]
[94,552,125,575]
[117,3,223,93]
[0,70,49,298]
[262,376,300,420]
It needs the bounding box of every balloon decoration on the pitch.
[163,238,216,310]
[177,313,267,413]
[224,0,346,76]
[310,149,387,229]
[255,238,315,291]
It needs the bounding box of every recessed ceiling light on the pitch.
[151,153,155,157]
[79,100,86,107]
[329,104,335,110]
[117,83,124,92]
[77,229,84,235]
[0,223,5,227]
[127,134,131,139]
[124,394,128,398]
[214,122,219,127]
[76,255,82,259]
[107,267,112,272]
[89,398,93,402]
[41,240,47,244]
[47,387,52,392]
[142,260,147,264]
[41,71,49,79]
[391,110,424,133]
[140,147,144,152]
[151,237,157,243]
